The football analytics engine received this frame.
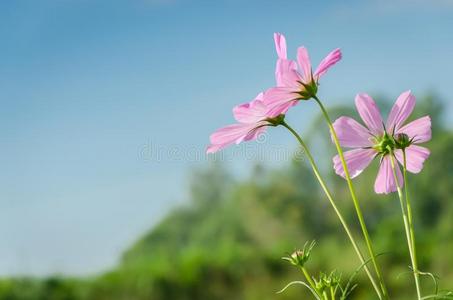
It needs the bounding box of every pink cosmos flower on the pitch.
[206,93,279,153]
[332,91,431,194]
[264,33,342,117]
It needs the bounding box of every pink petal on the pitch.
[313,48,342,80]
[263,87,299,117]
[207,123,258,153]
[332,116,374,148]
[374,155,403,194]
[274,32,287,59]
[333,148,376,179]
[209,123,251,144]
[233,94,268,124]
[386,90,416,133]
[395,145,430,174]
[397,116,431,144]
[355,93,384,135]
[243,125,267,142]
[297,47,312,83]
[275,58,299,87]
[206,143,225,154]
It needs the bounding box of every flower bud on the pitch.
[314,271,341,292]
[282,241,315,268]
[315,276,326,292]
[395,133,412,149]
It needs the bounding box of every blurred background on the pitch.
[1,0,452,299]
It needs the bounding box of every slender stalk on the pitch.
[403,150,422,299]
[330,286,336,300]
[313,96,389,299]
[281,121,383,300]
[389,151,422,299]
[301,267,321,298]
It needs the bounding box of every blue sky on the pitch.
[1,0,452,276]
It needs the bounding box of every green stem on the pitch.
[301,267,319,294]
[330,286,336,300]
[401,151,422,299]
[302,267,324,299]
[281,121,383,300]
[313,96,389,299]
[388,152,421,299]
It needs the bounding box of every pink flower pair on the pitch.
[206,34,431,195]
[332,91,431,194]
[207,33,341,153]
